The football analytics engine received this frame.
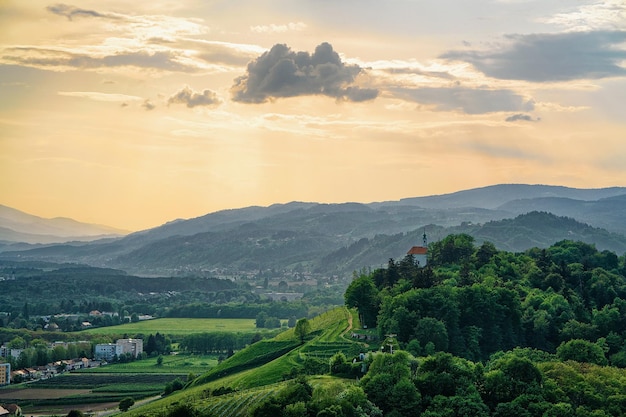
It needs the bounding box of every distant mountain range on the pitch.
[0,204,129,245]
[1,184,625,276]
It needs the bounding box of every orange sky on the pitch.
[1,1,625,231]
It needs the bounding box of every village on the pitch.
[0,338,144,386]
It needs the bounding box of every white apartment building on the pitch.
[116,338,143,358]
[94,343,123,361]
[94,338,143,361]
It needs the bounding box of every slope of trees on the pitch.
[341,237,626,416]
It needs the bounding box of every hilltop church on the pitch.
[407,231,428,267]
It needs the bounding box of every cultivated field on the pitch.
[82,318,260,336]
[0,373,184,415]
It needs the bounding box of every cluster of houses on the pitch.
[0,338,144,386]
[8,357,103,384]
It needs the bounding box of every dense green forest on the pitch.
[346,236,626,365]
[249,237,626,417]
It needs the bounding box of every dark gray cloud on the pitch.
[3,47,194,72]
[46,3,117,20]
[505,113,539,122]
[168,85,221,108]
[442,30,626,82]
[231,42,378,103]
[392,86,535,115]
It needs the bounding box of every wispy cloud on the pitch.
[2,47,199,73]
[250,22,307,33]
[46,3,119,21]
[58,91,143,102]
[540,1,626,31]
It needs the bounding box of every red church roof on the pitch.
[407,246,427,255]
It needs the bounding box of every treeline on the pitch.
[247,348,626,417]
[166,301,308,320]
[0,262,239,315]
[346,236,626,364]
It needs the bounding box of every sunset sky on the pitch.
[1,1,625,231]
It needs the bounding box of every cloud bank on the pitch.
[231,42,379,103]
[391,86,535,115]
[443,30,626,82]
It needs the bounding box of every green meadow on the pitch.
[82,318,260,336]
[77,353,219,374]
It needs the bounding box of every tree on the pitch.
[556,339,607,365]
[251,332,263,344]
[119,397,135,412]
[415,317,449,352]
[330,352,350,375]
[66,410,85,417]
[256,311,268,328]
[294,318,311,344]
[344,274,380,328]
[8,336,26,350]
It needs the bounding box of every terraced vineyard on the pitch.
[300,341,361,360]
[197,385,279,417]
[125,307,361,417]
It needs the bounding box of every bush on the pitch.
[119,397,135,412]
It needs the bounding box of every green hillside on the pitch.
[125,307,364,416]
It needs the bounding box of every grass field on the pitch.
[77,353,219,374]
[82,318,262,336]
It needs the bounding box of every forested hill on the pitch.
[346,235,626,362]
[334,235,626,416]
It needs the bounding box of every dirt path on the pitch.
[340,308,353,338]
